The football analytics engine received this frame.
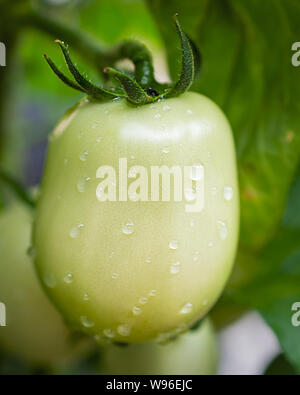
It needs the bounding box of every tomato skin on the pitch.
[101,319,218,375]
[0,202,91,367]
[34,92,239,343]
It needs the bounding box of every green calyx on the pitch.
[44,14,201,106]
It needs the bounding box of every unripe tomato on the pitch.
[0,202,91,367]
[34,92,239,343]
[101,319,218,375]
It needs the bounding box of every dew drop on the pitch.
[193,251,200,262]
[162,147,170,154]
[145,257,151,264]
[112,273,119,279]
[180,302,193,315]
[170,261,181,275]
[77,131,84,139]
[92,122,99,129]
[202,299,208,305]
[156,332,171,344]
[103,329,115,338]
[184,188,196,202]
[223,186,233,201]
[187,109,193,115]
[190,164,203,181]
[104,110,109,115]
[109,251,115,259]
[169,240,179,250]
[94,335,111,345]
[190,219,195,227]
[96,136,102,143]
[208,241,214,247]
[149,289,157,297]
[69,224,84,238]
[27,246,36,259]
[132,306,142,315]
[64,273,73,284]
[83,293,89,301]
[77,176,91,193]
[154,113,161,119]
[217,220,228,240]
[79,151,88,161]
[163,105,171,112]
[43,274,56,288]
[117,324,131,336]
[122,221,134,235]
[64,158,68,165]
[80,316,95,328]
[139,297,148,305]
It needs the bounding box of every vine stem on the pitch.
[19,9,159,87]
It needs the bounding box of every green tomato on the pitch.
[0,202,91,367]
[34,92,239,343]
[101,319,218,375]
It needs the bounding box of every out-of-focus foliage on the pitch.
[146,0,300,372]
[265,353,297,375]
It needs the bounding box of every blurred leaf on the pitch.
[283,167,300,230]
[228,232,300,371]
[79,0,161,46]
[265,353,298,375]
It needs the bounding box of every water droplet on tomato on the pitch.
[79,151,88,161]
[217,220,228,240]
[132,306,142,315]
[80,316,95,328]
[117,324,131,336]
[184,188,196,201]
[64,273,73,284]
[139,297,148,305]
[223,186,233,201]
[170,261,180,274]
[169,240,179,250]
[27,246,36,259]
[190,164,203,181]
[180,302,193,314]
[69,224,84,238]
[77,176,91,193]
[122,221,134,235]
[43,274,56,288]
[103,329,115,338]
